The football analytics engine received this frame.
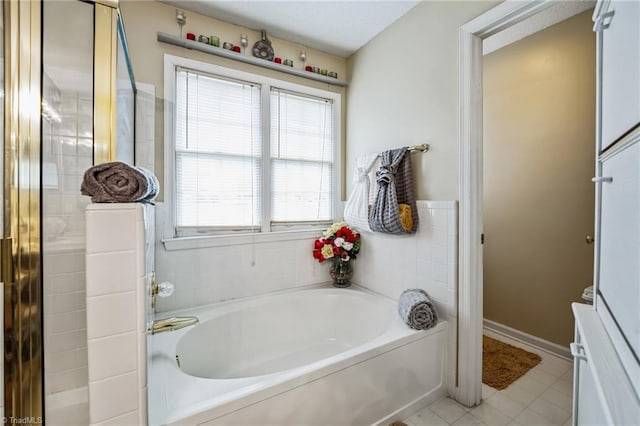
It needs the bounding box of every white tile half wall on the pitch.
[352,201,458,392]
[154,202,329,312]
[154,201,457,322]
[353,201,457,318]
[85,203,154,425]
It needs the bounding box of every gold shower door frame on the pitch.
[3,0,43,420]
[94,2,118,165]
[3,0,122,421]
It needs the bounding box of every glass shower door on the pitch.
[42,1,94,423]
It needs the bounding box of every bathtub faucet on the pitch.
[150,316,199,335]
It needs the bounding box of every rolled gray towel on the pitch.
[81,161,159,204]
[398,289,438,330]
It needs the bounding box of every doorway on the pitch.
[482,10,595,353]
[457,0,596,407]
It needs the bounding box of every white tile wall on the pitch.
[43,86,93,415]
[44,247,89,400]
[352,201,458,392]
[154,203,329,312]
[353,201,457,315]
[154,201,458,328]
[86,204,154,425]
[153,201,457,395]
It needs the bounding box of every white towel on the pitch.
[344,153,379,232]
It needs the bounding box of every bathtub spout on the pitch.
[150,316,199,335]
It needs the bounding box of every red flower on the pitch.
[336,226,357,243]
[312,248,324,262]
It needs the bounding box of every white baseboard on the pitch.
[483,319,572,361]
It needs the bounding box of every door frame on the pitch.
[456,0,567,407]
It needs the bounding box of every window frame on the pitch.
[163,54,341,243]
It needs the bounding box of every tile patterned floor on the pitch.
[403,331,574,426]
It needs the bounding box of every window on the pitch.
[166,56,340,237]
[270,89,333,226]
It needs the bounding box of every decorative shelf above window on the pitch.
[157,32,348,87]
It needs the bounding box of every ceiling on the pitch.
[160,1,420,57]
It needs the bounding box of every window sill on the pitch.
[162,229,321,251]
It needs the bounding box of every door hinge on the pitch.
[481,233,484,245]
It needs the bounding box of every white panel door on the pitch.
[598,141,640,391]
[600,0,640,150]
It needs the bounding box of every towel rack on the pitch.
[375,144,430,159]
[407,143,430,153]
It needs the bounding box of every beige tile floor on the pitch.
[404,331,574,426]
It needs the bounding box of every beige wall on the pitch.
[483,11,595,346]
[346,1,499,200]
[119,0,347,200]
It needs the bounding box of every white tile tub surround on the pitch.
[352,201,457,316]
[352,200,458,392]
[85,203,154,425]
[153,203,455,313]
[154,202,330,312]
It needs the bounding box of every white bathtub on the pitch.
[149,285,447,425]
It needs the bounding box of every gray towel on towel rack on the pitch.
[81,161,159,204]
[398,289,438,330]
[369,147,418,234]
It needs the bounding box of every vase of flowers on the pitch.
[313,222,361,288]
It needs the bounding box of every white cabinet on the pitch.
[572,338,608,425]
[597,0,640,150]
[574,358,607,426]
[572,1,640,424]
[571,304,640,426]
[596,141,640,394]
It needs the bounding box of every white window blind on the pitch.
[270,89,333,224]
[175,67,262,232]
[170,58,338,237]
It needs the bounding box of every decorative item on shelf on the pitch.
[176,9,187,31]
[232,45,241,53]
[252,30,275,61]
[312,222,361,288]
[186,32,196,41]
[209,35,220,47]
[176,10,187,24]
[300,49,307,64]
[274,57,282,64]
[283,59,293,67]
[312,66,320,73]
[320,69,328,76]
[222,42,233,50]
[240,34,249,53]
[197,35,209,44]
[305,65,313,72]
[328,71,338,79]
